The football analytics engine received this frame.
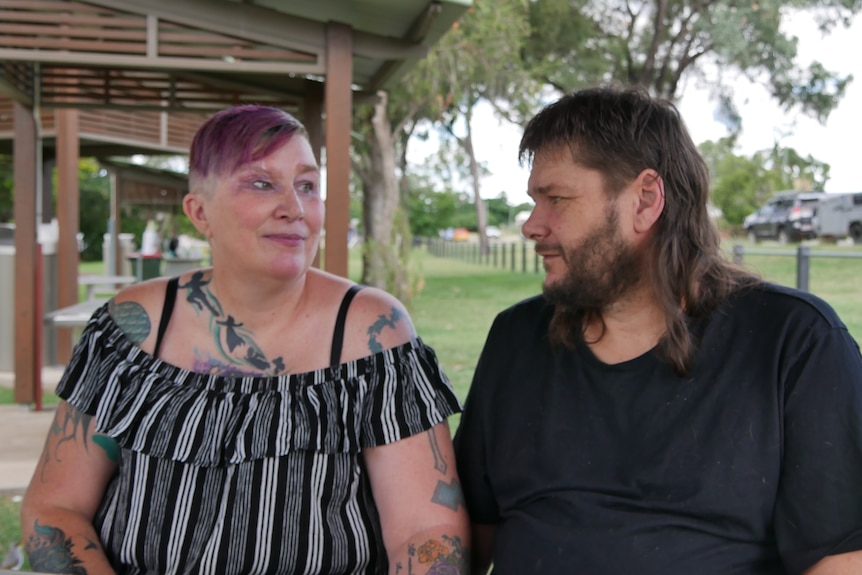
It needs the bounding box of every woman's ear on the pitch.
[183,193,212,238]
[633,169,665,234]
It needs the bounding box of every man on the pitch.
[453,86,862,574]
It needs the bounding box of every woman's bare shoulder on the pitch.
[108,277,175,348]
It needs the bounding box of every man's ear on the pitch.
[633,169,665,234]
[183,193,212,238]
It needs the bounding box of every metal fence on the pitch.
[424,238,544,274]
[424,238,862,292]
[729,244,862,290]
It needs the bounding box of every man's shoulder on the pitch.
[479,294,553,350]
[727,282,847,331]
[494,294,551,325]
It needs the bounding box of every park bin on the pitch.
[128,253,162,280]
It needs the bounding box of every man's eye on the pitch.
[253,180,272,190]
[549,196,563,205]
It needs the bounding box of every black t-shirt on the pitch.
[454,283,862,575]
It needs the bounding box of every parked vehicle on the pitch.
[814,192,862,244]
[743,191,826,243]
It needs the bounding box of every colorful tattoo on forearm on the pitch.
[180,271,286,376]
[367,307,404,353]
[404,535,469,575]
[26,521,89,575]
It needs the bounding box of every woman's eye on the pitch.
[252,180,272,190]
[297,181,317,194]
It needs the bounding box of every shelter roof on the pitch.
[98,157,188,206]
[0,0,469,112]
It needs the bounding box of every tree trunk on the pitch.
[461,107,489,255]
[361,91,401,290]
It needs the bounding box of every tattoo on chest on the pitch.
[367,307,404,353]
[180,271,286,377]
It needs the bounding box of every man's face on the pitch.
[522,149,644,311]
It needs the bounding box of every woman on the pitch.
[21,105,469,575]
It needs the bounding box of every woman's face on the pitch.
[190,135,323,280]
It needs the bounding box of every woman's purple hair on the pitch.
[189,104,307,182]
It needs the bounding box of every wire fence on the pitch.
[423,238,862,292]
[424,238,543,274]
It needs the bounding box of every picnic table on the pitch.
[43,298,105,328]
[78,274,136,300]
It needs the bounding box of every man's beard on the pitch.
[540,206,644,314]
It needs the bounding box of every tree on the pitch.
[700,136,831,227]
[76,159,111,261]
[408,0,539,253]
[523,0,860,124]
[404,174,459,238]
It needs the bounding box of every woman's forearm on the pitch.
[21,509,116,575]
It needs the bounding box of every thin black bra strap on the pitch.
[330,284,364,366]
[153,276,180,359]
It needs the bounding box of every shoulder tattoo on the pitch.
[366,307,405,353]
[108,299,151,345]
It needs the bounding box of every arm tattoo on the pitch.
[367,307,404,353]
[180,271,286,376]
[431,479,465,512]
[41,404,119,477]
[408,535,469,575]
[26,521,89,574]
[428,431,448,475]
[108,300,151,345]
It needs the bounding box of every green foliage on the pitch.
[405,176,458,238]
[522,0,860,123]
[700,137,831,227]
[0,155,12,222]
[0,496,23,565]
[485,194,514,227]
[77,159,111,261]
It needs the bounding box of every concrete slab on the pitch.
[0,366,64,495]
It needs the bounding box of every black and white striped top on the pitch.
[56,304,461,575]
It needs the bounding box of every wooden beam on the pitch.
[56,108,80,364]
[12,101,37,404]
[323,22,351,278]
[304,79,324,270]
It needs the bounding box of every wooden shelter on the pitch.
[0,0,470,403]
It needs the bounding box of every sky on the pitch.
[416,12,862,208]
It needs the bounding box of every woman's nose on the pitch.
[277,189,305,221]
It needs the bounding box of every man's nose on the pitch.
[521,208,543,240]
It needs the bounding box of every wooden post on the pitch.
[56,108,80,364]
[13,102,38,405]
[324,22,352,278]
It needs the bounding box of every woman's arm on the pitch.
[364,421,471,575]
[21,401,119,574]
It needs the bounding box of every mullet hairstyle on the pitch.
[188,104,308,193]
[519,85,759,377]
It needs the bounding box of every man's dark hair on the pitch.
[519,84,758,376]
